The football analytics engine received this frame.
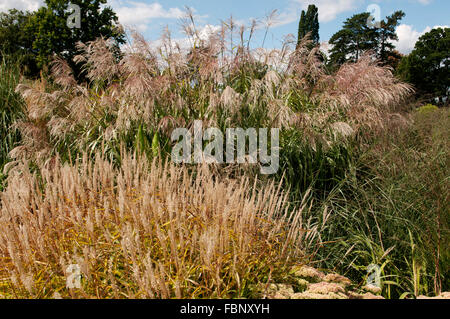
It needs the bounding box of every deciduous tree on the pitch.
[27,0,125,78]
[0,9,38,76]
[397,27,450,103]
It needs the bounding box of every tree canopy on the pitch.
[328,11,404,68]
[0,0,124,78]
[397,27,450,102]
[28,0,125,72]
[0,9,38,76]
[297,4,319,46]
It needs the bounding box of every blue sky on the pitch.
[1,0,449,53]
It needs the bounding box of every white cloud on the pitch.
[180,24,222,48]
[110,1,184,31]
[393,24,448,54]
[320,41,331,56]
[0,0,43,12]
[0,0,185,33]
[293,0,363,22]
[150,23,221,53]
[271,9,300,28]
[266,0,434,28]
[197,24,221,41]
[393,24,422,54]
[263,0,363,29]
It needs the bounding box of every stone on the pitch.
[417,292,450,299]
[363,284,382,295]
[290,265,324,282]
[323,273,352,288]
[348,291,384,299]
[252,283,295,299]
[360,292,385,299]
[441,292,450,299]
[273,284,295,298]
[291,291,348,299]
[307,282,346,295]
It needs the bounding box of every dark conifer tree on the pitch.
[297,5,319,46]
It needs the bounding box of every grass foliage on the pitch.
[0,58,23,186]
[0,13,447,299]
[0,153,315,298]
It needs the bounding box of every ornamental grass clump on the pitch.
[8,15,413,167]
[0,152,314,298]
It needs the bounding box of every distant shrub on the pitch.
[0,58,24,191]
[417,104,439,113]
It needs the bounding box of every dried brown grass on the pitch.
[0,152,313,298]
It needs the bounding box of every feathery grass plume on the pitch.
[221,86,241,113]
[10,80,59,163]
[50,55,77,89]
[9,13,415,168]
[0,151,313,298]
[74,38,120,84]
[288,34,325,93]
[315,54,413,131]
[10,18,414,166]
[120,30,159,98]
